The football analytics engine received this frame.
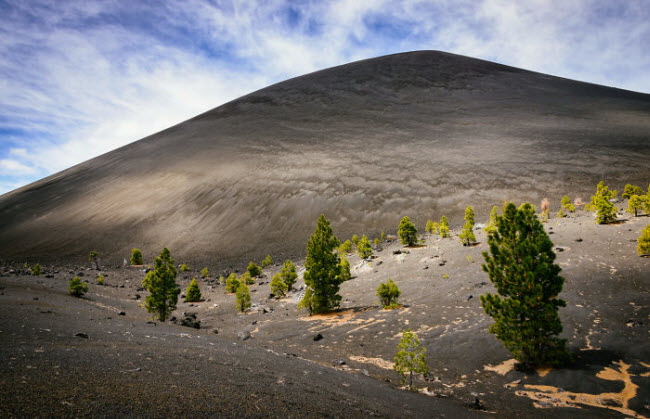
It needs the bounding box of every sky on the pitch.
[1,0,649,194]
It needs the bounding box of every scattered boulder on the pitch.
[177,312,200,329]
[575,238,583,242]
[314,333,324,341]
[75,332,89,339]
[332,359,346,366]
[466,397,485,410]
[212,329,219,334]
[439,260,447,266]
[132,294,141,300]
[393,250,402,255]
[118,311,126,316]
[466,295,473,301]
[238,330,251,341]
[77,272,84,277]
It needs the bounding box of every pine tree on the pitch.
[89,251,100,269]
[393,329,428,389]
[622,184,643,199]
[32,264,42,276]
[235,283,251,312]
[261,254,273,268]
[270,273,288,298]
[338,240,352,255]
[557,208,566,218]
[357,235,373,259]
[68,276,88,297]
[240,271,255,285]
[225,273,241,293]
[97,274,104,285]
[376,278,401,309]
[201,267,209,278]
[374,238,381,246]
[180,263,189,272]
[247,262,262,277]
[560,195,575,213]
[484,206,498,234]
[351,234,360,247]
[380,231,386,241]
[638,224,650,256]
[339,256,351,282]
[480,203,570,369]
[297,287,314,315]
[280,260,298,290]
[130,248,144,265]
[439,216,450,238]
[185,278,202,302]
[458,205,476,246]
[398,216,418,246]
[627,195,644,217]
[425,219,434,233]
[589,181,618,224]
[142,247,180,322]
[300,214,342,314]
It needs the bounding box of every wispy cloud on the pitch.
[1,0,648,194]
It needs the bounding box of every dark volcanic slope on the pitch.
[1,50,649,265]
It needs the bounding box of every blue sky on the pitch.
[1,0,649,194]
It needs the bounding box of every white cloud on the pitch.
[0,0,648,195]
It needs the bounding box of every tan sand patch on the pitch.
[484,359,516,375]
[349,355,394,370]
[514,360,645,418]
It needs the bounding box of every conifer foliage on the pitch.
[376,278,401,309]
[357,235,373,259]
[439,216,450,238]
[185,278,201,302]
[130,248,144,265]
[484,206,498,234]
[236,283,251,312]
[393,329,428,389]
[480,203,570,369]
[270,273,288,298]
[142,247,180,322]
[458,205,476,246]
[280,260,298,290]
[300,214,343,314]
[638,224,650,256]
[589,181,618,224]
[68,276,88,297]
[398,216,418,246]
[339,256,351,282]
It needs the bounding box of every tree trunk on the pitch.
[409,370,413,389]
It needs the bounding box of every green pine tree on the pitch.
[32,264,42,276]
[261,254,273,268]
[398,216,418,246]
[560,195,575,213]
[185,278,202,302]
[339,256,351,282]
[235,283,251,312]
[130,248,144,265]
[338,240,352,255]
[357,234,373,259]
[280,260,298,290]
[201,267,209,278]
[458,205,476,246]
[425,219,434,233]
[589,181,618,224]
[480,203,570,370]
[89,251,100,268]
[240,271,255,285]
[142,247,180,322]
[622,184,643,199]
[376,278,401,309]
[484,206,498,234]
[180,263,189,272]
[638,224,650,256]
[351,234,360,247]
[393,329,428,389]
[439,216,450,238]
[270,273,288,298]
[68,276,88,297]
[627,195,644,217]
[247,261,262,277]
[225,273,241,293]
[300,214,342,314]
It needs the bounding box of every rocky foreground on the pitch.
[1,210,649,417]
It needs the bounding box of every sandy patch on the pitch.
[484,359,516,375]
[349,355,394,370]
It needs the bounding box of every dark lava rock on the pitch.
[132,294,141,300]
[75,332,89,339]
[77,272,84,277]
[439,260,447,266]
[393,250,402,255]
[575,238,583,242]
[45,274,54,278]
[118,311,126,316]
[466,397,485,410]
[177,312,200,329]
[423,266,429,270]
[332,359,346,366]
[212,329,219,334]
[238,330,251,341]
[136,287,145,292]
[555,247,565,252]
[467,295,473,301]
[119,284,125,288]
[314,333,324,341]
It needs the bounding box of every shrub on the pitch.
[589,181,618,224]
[380,231,386,241]
[89,251,99,268]
[351,234,360,247]
[376,278,401,309]
[261,254,273,268]
[480,203,570,369]
[425,219,434,233]
[142,247,180,322]
[297,287,314,315]
[394,329,428,390]
[280,260,298,290]
[540,209,549,223]
[225,273,241,293]
[180,263,189,272]
[69,276,88,297]
[357,235,373,259]
[300,214,343,314]
[374,238,381,246]
[458,206,476,246]
[638,225,650,256]
[185,278,201,302]
[627,195,644,217]
[398,216,418,246]
[97,274,104,285]
[439,216,450,238]
[270,273,288,298]
[235,283,251,312]
[560,195,575,213]
[218,275,225,285]
[32,264,42,276]
[339,256,351,282]
[240,271,255,285]
[442,273,449,279]
[131,248,144,265]
[622,184,643,199]
[247,262,262,278]
[557,208,566,218]
[200,267,208,278]
[338,240,352,255]
[466,254,474,263]
[484,206,498,234]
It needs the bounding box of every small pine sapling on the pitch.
[376,278,401,309]
[398,216,418,246]
[380,231,386,241]
[627,195,644,217]
[261,254,273,268]
[280,260,298,290]
[484,206,498,234]
[32,264,42,276]
[561,195,575,213]
[247,262,262,278]
[393,329,428,390]
[338,240,352,254]
[589,181,618,224]
[201,267,209,278]
[235,283,251,312]
[557,208,566,218]
[180,263,189,272]
[351,234,360,247]
[185,278,202,302]
[130,248,144,265]
[141,247,180,322]
[458,205,476,246]
[89,251,100,268]
[69,276,88,297]
[638,225,650,256]
[439,216,450,238]
[357,235,373,259]
[270,273,288,298]
[374,237,381,246]
[622,184,643,199]
[225,273,241,293]
[339,256,351,281]
[240,271,255,285]
[97,274,104,285]
[425,219,434,233]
